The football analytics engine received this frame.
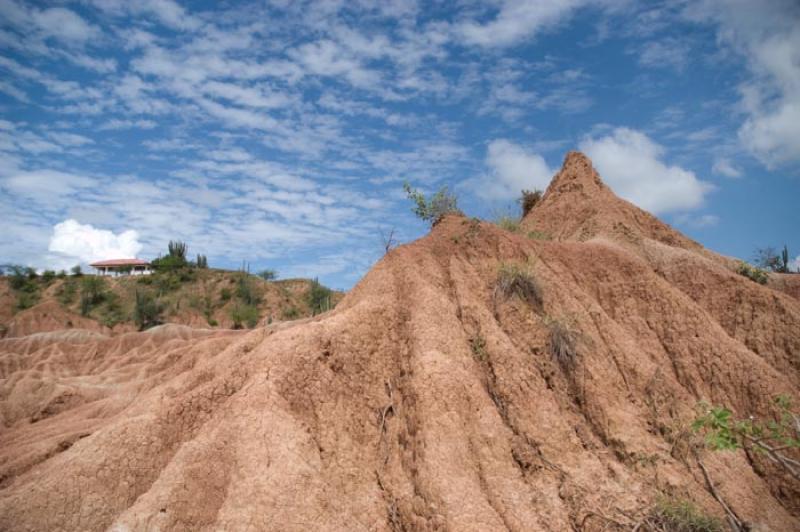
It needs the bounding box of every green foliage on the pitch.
[134,289,163,330]
[56,279,78,306]
[281,306,300,320]
[41,270,56,284]
[8,265,41,310]
[258,269,277,281]
[519,189,543,217]
[98,292,126,328]
[736,261,768,284]
[219,287,232,302]
[402,182,460,225]
[71,264,83,276]
[307,277,335,315]
[56,270,67,279]
[469,335,488,361]
[229,303,259,329]
[644,497,724,532]
[693,396,800,480]
[494,261,542,308]
[79,276,107,316]
[236,273,262,306]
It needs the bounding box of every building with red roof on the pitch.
[90,258,152,276]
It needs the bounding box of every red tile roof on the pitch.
[90,258,150,267]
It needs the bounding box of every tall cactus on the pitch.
[168,240,188,259]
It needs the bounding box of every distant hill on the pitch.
[0,269,343,338]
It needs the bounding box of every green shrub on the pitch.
[41,270,56,284]
[57,279,77,305]
[693,396,800,481]
[99,292,126,328]
[643,497,723,532]
[403,182,460,225]
[736,261,768,284]
[236,273,262,306]
[207,318,218,327]
[79,276,107,316]
[307,278,335,315]
[258,269,277,281]
[469,335,488,361]
[134,289,163,330]
[15,291,40,310]
[229,303,259,329]
[71,264,83,276]
[494,262,542,308]
[56,270,67,279]
[220,287,232,302]
[282,306,300,320]
[519,189,543,217]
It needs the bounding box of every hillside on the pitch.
[1,153,798,531]
[0,269,342,338]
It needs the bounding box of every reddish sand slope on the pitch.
[0,153,798,531]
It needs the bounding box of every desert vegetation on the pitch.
[754,245,797,274]
[519,188,543,217]
[403,181,460,225]
[494,261,542,308]
[735,261,769,284]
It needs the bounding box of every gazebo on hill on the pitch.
[90,258,152,276]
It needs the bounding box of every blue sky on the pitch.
[1,0,798,289]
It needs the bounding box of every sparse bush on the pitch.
[307,277,335,315]
[282,306,300,320]
[546,317,578,368]
[134,289,163,330]
[258,269,277,281]
[494,261,542,308]
[403,182,460,225]
[56,270,67,279]
[527,230,552,240]
[693,396,800,481]
[736,261,768,284]
[519,189,543,217]
[99,292,126,328]
[15,291,39,310]
[57,279,77,305]
[79,276,107,316]
[495,215,520,233]
[469,335,488,361]
[236,273,262,306]
[642,497,723,532]
[8,265,41,311]
[229,303,259,329]
[41,270,56,284]
[207,318,218,327]
[71,264,83,277]
[220,287,232,302]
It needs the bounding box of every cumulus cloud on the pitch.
[48,219,143,268]
[465,139,553,201]
[579,127,712,214]
[686,0,800,166]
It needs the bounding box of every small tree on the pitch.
[258,269,277,281]
[754,246,792,273]
[79,276,106,316]
[134,289,163,330]
[71,264,83,277]
[519,189,543,217]
[307,277,335,315]
[403,182,460,225]
[229,303,259,329]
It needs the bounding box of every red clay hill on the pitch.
[1,152,798,531]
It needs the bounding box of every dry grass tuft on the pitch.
[547,318,578,367]
[494,262,542,308]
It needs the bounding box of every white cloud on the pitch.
[464,139,553,201]
[790,255,800,273]
[712,157,742,178]
[32,7,100,44]
[579,127,712,214]
[686,0,800,166]
[674,213,720,228]
[48,219,143,267]
[459,0,586,47]
[637,38,691,71]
